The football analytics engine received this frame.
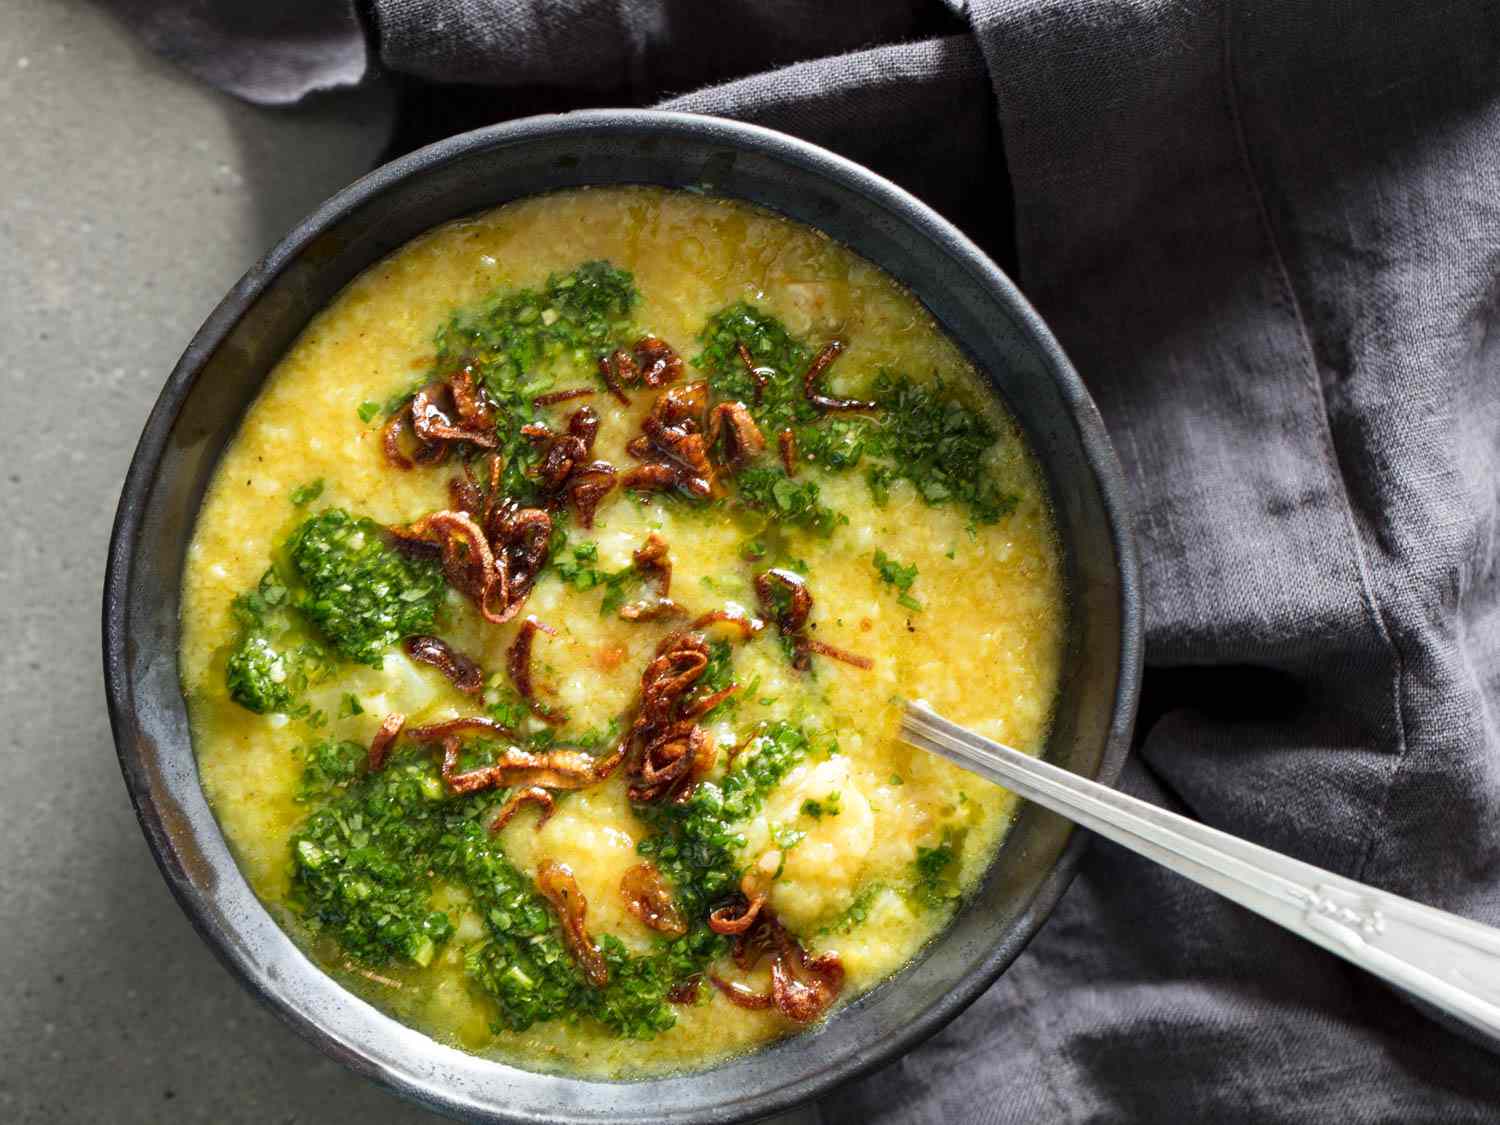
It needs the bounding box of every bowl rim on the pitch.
[103,107,1141,1123]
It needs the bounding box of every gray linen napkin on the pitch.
[122,0,1500,1119]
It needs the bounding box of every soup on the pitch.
[180,186,1064,1078]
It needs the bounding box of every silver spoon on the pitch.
[900,700,1500,1040]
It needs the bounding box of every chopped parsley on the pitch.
[864,374,1018,524]
[356,400,381,423]
[224,567,331,715]
[695,639,738,719]
[289,478,325,506]
[287,509,445,667]
[287,734,798,1039]
[913,836,960,909]
[873,549,922,612]
[551,539,645,615]
[734,468,842,536]
[770,823,807,852]
[819,882,887,935]
[696,305,1014,530]
[295,738,365,802]
[800,792,842,820]
[695,303,817,436]
[695,304,877,476]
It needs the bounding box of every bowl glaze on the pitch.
[103,110,1140,1124]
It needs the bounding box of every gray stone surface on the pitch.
[0,2,437,1121]
[0,7,822,1122]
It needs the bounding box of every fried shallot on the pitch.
[707,401,767,470]
[508,616,565,724]
[710,909,845,1023]
[624,381,715,498]
[802,340,877,413]
[735,340,770,405]
[431,734,619,795]
[536,860,610,988]
[403,635,484,695]
[754,567,871,672]
[367,712,406,772]
[620,863,687,937]
[778,428,798,476]
[488,786,555,833]
[618,532,683,621]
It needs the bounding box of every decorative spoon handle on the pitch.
[900,701,1500,1040]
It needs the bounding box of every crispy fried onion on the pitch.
[619,532,683,622]
[621,381,715,499]
[620,862,687,937]
[384,366,498,469]
[709,909,845,1023]
[803,340,877,413]
[429,733,623,795]
[403,635,484,695]
[508,616,565,724]
[601,335,685,405]
[690,608,766,640]
[488,785,555,833]
[620,632,717,804]
[536,860,610,988]
[666,976,703,1005]
[778,428,798,476]
[387,718,621,793]
[706,401,767,471]
[367,712,406,771]
[735,341,771,405]
[708,868,770,936]
[754,567,872,672]
[616,603,764,802]
[532,387,596,407]
[521,405,618,528]
[390,503,552,626]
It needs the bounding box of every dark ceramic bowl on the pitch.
[103,110,1140,1124]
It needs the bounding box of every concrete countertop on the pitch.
[0,2,441,1120]
[0,7,821,1122]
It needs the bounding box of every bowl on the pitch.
[102,109,1141,1124]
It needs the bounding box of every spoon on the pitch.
[900,700,1500,1040]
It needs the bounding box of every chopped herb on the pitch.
[695,303,816,437]
[913,836,960,909]
[696,304,877,479]
[287,508,445,667]
[357,400,382,424]
[890,774,904,786]
[864,374,1018,524]
[551,539,642,613]
[819,882,887,935]
[801,792,842,820]
[290,478,325,506]
[873,549,922,612]
[288,741,764,1039]
[224,567,332,714]
[295,738,364,802]
[735,468,843,537]
[770,823,807,852]
[225,632,295,714]
[339,693,364,718]
[636,721,825,921]
[695,640,737,718]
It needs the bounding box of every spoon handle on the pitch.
[900,702,1500,1041]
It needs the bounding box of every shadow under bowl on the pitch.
[103,109,1141,1124]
